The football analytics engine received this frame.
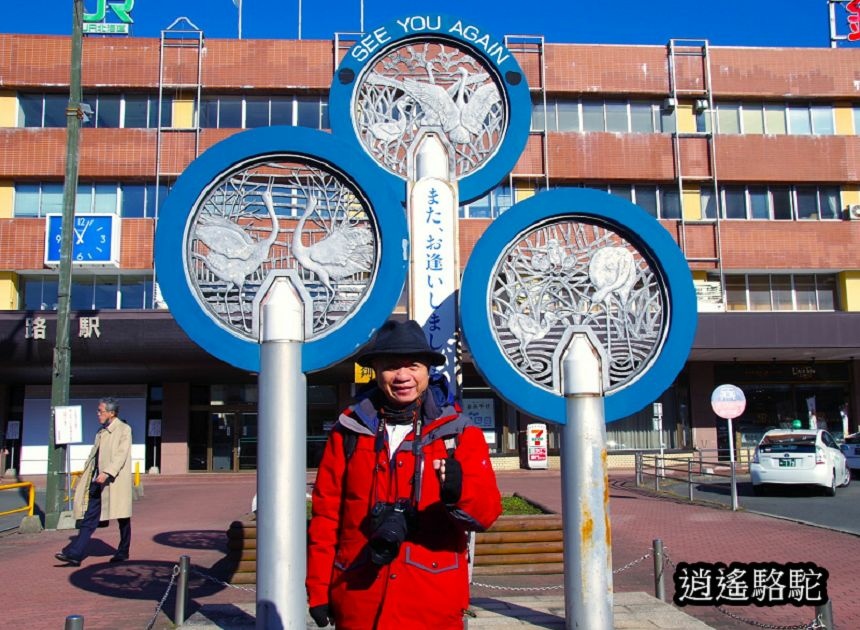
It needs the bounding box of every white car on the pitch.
[840,433,860,474]
[750,429,850,496]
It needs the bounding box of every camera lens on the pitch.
[368,506,410,565]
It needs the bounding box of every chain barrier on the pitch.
[144,564,179,630]
[715,605,825,630]
[470,547,653,592]
[664,546,824,630]
[191,567,258,592]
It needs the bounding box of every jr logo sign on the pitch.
[83,0,134,34]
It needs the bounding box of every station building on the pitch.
[1,23,859,474]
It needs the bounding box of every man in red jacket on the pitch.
[307,319,502,629]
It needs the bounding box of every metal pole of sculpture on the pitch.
[561,333,613,629]
[256,278,307,629]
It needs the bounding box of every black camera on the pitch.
[368,499,415,566]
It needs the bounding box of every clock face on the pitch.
[45,214,119,265]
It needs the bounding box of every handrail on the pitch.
[0,482,35,518]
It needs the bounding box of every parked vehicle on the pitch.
[840,433,860,474]
[750,429,850,496]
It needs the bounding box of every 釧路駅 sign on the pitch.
[83,0,134,35]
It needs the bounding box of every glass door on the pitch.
[211,412,234,471]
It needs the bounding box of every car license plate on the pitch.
[779,459,796,467]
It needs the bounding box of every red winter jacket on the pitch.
[307,383,502,629]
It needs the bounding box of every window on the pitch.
[700,188,717,219]
[723,187,746,219]
[633,185,658,217]
[717,103,741,134]
[810,106,834,135]
[531,98,667,135]
[582,101,604,131]
[787,106,811,135]
[15,182,169,217]
[19,93,68,127]
[459,184,513,218]
[20,92,171,128]
[771,188,792,220]
[530,100,547,132]
[747,275,771,311]
[556,101,579,131]
[659,188,681,219]
[198,95,327,129]
[605,102,628,132]
[716,274,837,312]
[764,104,787,134]
[795,187,819,220]
[23,274,155,311]
[742,104,765,134]
[748,187,769,219]
[711,185,841,221]
[630,102,655,133]
[82,93,121,128]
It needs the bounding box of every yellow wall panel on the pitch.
[834,103,854,135]
[0,181,13,219]
[514,185,536,203]
[0,272,19,310]
[0,91,17,127]
[676,103,696,134]
[839,271,860,312]
[682,185,701,221]
[173,97,195,128]
[842,186,860,208]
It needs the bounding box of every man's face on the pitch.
[373,357,430,407]
[97,403,115,426]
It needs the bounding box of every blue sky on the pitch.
[5,1,858,47]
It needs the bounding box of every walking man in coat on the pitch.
[306,319,502,629]
[55,397,133,566]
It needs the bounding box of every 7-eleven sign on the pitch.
[526,423,548,469]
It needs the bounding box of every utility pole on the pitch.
[46,0,83,530]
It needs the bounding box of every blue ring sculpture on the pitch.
[460,187,697,423]
[155,126,408,373]
[328,14,531,204]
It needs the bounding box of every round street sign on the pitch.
[711,384,747,419]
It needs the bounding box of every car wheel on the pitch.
[842,464,851,488]
[824,470,836,497]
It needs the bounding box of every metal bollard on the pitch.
[729,461,738,511]
[687,460,694,502]
[652,539,665,601]
[635,452,642,487]
[175,554,191,625]
[816,600,834,629]
[64,615,84,630]
[654,456,660,492]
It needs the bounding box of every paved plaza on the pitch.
[0,470,855,629]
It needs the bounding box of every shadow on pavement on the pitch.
[154,529,229,552]
[470,597,562,629]
[53,529,242,625]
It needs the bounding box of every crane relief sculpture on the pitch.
[354,42,504,181]
[490,219,666,393]
[187,161,378,339]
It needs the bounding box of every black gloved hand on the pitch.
[309,603,332,627]
[439,457,463,505]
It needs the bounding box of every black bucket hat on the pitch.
[356,319,446,367]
